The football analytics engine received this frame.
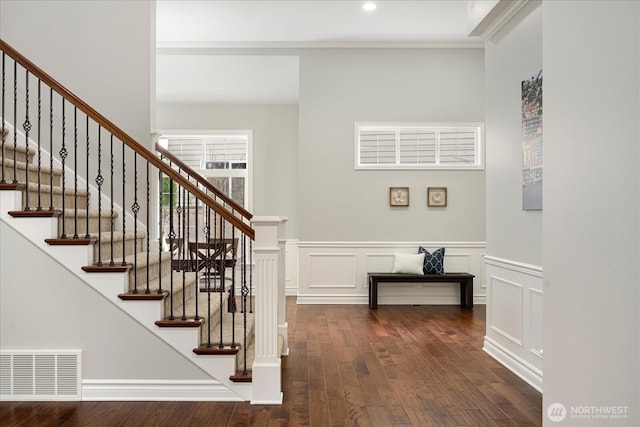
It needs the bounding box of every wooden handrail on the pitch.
[155,143,252,220]
[0,38,254,239]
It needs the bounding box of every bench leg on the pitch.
[460,279,474,309]
[369,277,378,309]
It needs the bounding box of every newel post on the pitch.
[251,216,285,404]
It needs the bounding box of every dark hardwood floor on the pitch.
[0,298,541,426]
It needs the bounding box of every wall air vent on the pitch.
[0,350,82,401]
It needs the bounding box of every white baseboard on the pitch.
[296,294,368,305]
[483,336,543,393]
[81,379,244,401]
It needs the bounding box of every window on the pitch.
[355,123,484,170]
[158,132,252,243]
[160,135,250,209]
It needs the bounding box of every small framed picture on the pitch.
[389,187,409,207]
[427,187,447,207]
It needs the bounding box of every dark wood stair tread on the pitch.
[0,183,26,191]
[229,371,252,383]
[8,209,60,217]
[155,318,204,327]
[82,264,131,273]
[118,291,167,301]
[46,237,96,245]
[193,344,240,355]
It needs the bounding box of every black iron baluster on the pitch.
[218,217,224,349]
[121,140,126,266]
[59,99,67,238]
[241,233,248,374]
[132,153,139,293]
[145,162,150,294]
[36,80,42,210]
[168,176,175,320]
[158,165,163,294]
[95,126,103,265]
[181,185,187,321]
[72,106,78,237]
[206,206,212,347]
[22,70,32,210]
[12,60,17,184]
[48,88,53,211]
[109,134,115,265]
[85,115,90,238]
[249,238,253,314]
[1,52,5,184]
[230,225,237,349]
[193,190,200,320]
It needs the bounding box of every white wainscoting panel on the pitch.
[489,276,524,346]
[308,253,356,289]
[297,242,486,305]
[529,289,543,359]
[285,240,299,296]
[484,255,543,392]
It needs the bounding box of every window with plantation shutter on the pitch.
[158,132,252,244]
[159,134,251,210]
[355,123,483,170]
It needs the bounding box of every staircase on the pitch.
[0,39,285,403]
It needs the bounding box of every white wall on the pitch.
[0,0,153,146]
[156,103,299,239]
[485,1,542,267]
[543,1,639,425]
[0,222,209,382]
[0,0,155,227]
[297,48,485,242]
[482,1,543,392]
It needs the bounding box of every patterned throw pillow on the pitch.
[418,246,445,275]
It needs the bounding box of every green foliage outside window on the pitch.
[161,177,177,207]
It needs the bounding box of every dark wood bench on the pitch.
[368,272,475,309]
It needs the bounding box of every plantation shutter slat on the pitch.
[398,129,436,164]
[439,129,477,165]
[360,130,396,164]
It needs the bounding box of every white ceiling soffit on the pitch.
[156,54,300,104]
[156,0,482,48]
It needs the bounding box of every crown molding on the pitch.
[468,0,530,41]
[156,40,484,52]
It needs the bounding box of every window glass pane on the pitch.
[232,177,245,207]
[207,176,229,196]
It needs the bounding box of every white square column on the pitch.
[251,216,286,404]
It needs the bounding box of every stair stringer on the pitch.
[0,190,252,402]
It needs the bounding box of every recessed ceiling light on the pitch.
[363,2,377,12]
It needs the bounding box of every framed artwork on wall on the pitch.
[522,69,543,211]
[389,187,409,207]
[427,187,447,207]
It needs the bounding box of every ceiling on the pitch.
[156,0,480,105]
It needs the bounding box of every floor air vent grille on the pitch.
[0,351,81,400]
